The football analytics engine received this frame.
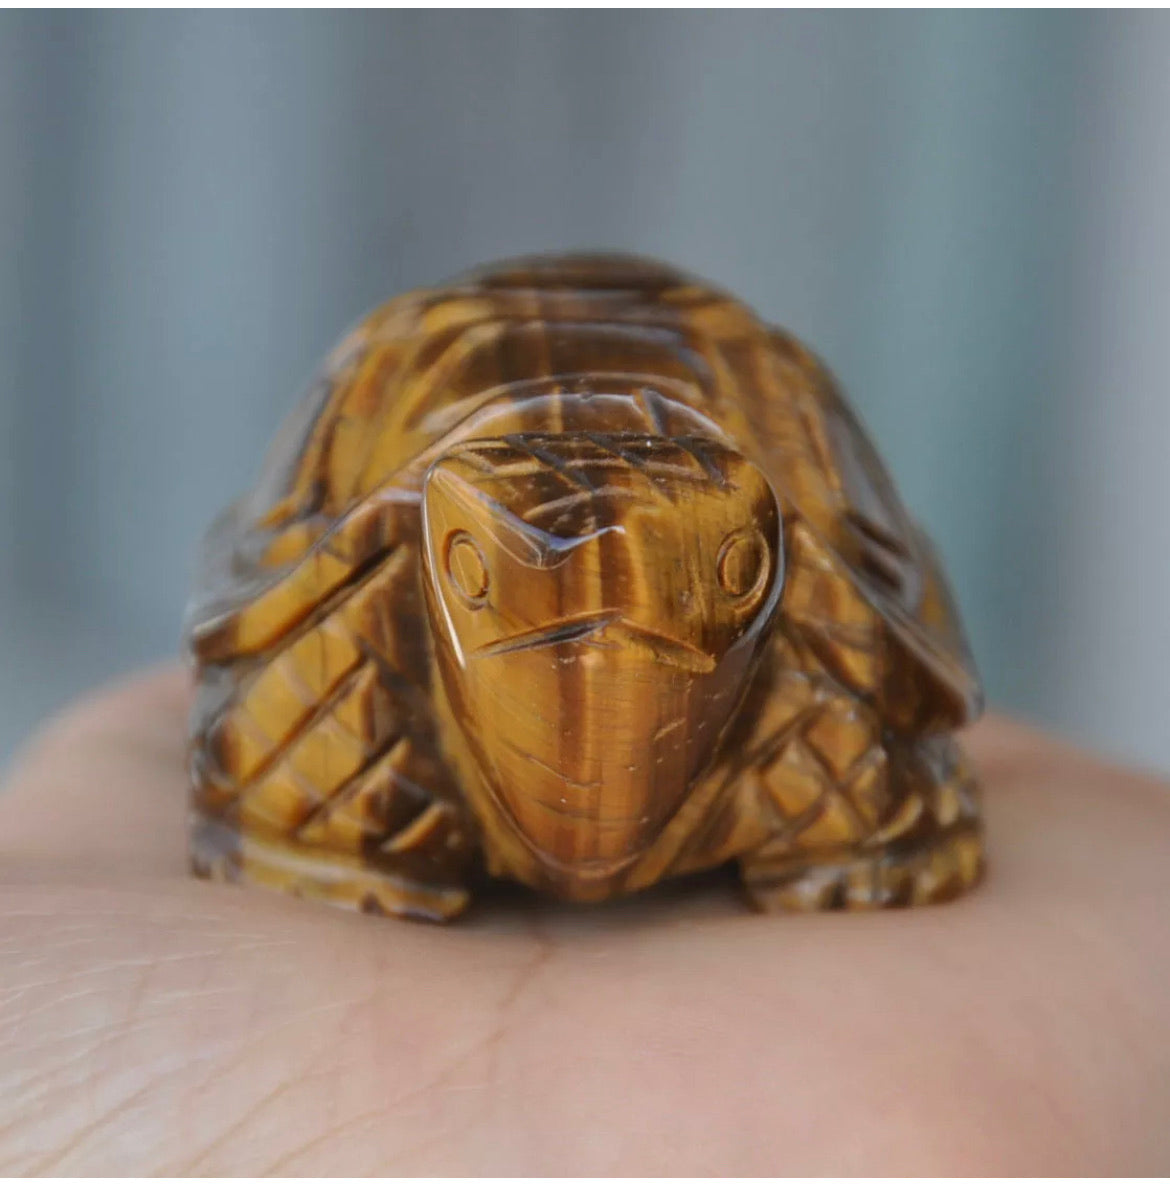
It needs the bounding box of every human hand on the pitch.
[1,666,1167,1174]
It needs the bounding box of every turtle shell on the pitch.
[186,253,980,733]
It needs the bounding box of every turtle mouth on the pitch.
[470,609,716,674]
[452,618,730,881]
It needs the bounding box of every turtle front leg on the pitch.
[188,502,481,922]
[735,706,984,912]
[190,715,480,923]
[190,648,479,923]
[191,807,476,923]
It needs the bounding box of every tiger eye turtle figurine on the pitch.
[185,253,985,922]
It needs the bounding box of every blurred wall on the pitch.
[0,11,1167,769]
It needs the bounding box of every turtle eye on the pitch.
[716,526,769,604]
[445,530,490,608]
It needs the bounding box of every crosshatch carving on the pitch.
[185,254,983,921]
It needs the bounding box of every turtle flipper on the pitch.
[189,656,480,922]
[188,491,479,923]
[738,729,983,911]
[191,814,474,923]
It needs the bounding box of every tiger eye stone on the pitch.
[717,528,768,599]
[185,252,984,921]
[445,531,490,606]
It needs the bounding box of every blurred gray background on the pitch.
[1,11,1168,772]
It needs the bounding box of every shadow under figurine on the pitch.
[185,253,985,922]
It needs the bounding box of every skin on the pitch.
[0,665,1168,1174]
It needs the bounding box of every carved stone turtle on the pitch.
[185,253,984,922]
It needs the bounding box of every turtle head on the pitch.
[421,432,783,898]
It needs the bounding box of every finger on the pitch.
[966,710,1091,776]
[1,660,1162,889]
[0,667,1049,882]
[0,663,192,874]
